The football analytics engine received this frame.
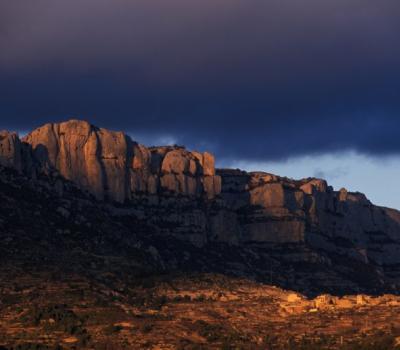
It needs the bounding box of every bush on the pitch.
[342,333,399,350]
[141,323,154,334]
[192,320,243,344]
[8,344,63,350]
[104,324,123,335]
[20,304,89,345]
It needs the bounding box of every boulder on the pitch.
[161,149,189,174]
[300,179,328,195]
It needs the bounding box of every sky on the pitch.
[1,0,400,208]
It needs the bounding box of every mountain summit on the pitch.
[20,119,220,202]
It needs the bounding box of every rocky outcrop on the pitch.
[23,120,132,202]
[142,146,221,199]
[22,120,221,202]
[0,130,35,175]
[217,169,400,269]
[216,170,306,243]
[0,131,23,171]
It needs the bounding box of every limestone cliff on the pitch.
[21,120,221,202]
[0,130,35,176]
[2,119,400,292]
[217,169,400,266]
[0,131,23,171]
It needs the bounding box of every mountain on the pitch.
[2,119,400,348]
[2,119,400,293]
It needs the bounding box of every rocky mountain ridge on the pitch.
[2,119,400,294]
[14,120,220,202]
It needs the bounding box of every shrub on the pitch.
[104,324,123,335]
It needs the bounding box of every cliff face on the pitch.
[2,119,400,293]
[0,131,22,170]
[217,169,400,265]
[22,120,221,202]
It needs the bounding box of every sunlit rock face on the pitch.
[137,146,221,199]
[22,120,221,202]
[23,120,131,202]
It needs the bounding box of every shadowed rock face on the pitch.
[217,169,400,265]
[0,130,22,171]
[0,130,35,175]
[21,120,221,202]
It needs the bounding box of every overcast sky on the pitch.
[1,0,400,208]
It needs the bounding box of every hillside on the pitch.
[1,120,400,348]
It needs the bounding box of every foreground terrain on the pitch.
[1,272,400,349]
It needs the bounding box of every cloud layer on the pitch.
[1,0,400,160]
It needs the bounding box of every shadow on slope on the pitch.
[1,165,400,298]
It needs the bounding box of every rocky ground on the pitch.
[1,272,400,349]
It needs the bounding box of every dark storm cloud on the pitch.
[1,0,400,161]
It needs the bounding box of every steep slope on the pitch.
[1,119,400,296]
[0,164,389,296]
